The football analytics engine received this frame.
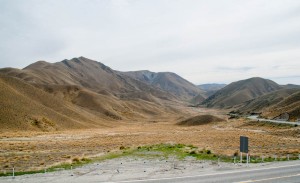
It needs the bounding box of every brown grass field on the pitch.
[0,107,299,173]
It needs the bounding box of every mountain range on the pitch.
[0,57,207,131]
[198,83,226,97]
[123,70,205,101]
[201,77,282,108]
[0,57,299,131]
[236,88,300,121]
[201,77,300,121]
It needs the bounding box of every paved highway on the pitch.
[112,161,300,183]
[247,115,300,125]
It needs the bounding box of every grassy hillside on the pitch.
[261,90,300,121]
[0,75,104,131]
[0,57,177,104]
[236,89,299,113]
[0,57,188,132]
[202,77,281,108]
[0,73,182,132]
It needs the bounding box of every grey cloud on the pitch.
[216,66,255,72]
[0,0,300,84]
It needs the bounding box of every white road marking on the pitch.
[237,173,300,182]
[106,163,300,183]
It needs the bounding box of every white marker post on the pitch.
[240,152,242,163]
[12,166,15,179]
[71,165,73,176]
[249,153,251,163]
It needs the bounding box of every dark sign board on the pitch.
[240,136,248,153]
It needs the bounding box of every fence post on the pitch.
[287,154,290,161]
[12,166,15,179]
[71,164,73,176]
[240,152,242,163]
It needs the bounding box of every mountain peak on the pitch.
[23,60,50,70]
[122,70,205,101]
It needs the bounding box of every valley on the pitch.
[0,57,299,175]
[0,107,299,174]
[1,2,300,182]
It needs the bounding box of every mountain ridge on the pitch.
[1,56,299,131]
[202,77,282,108]
[122,70,205,101]
[0,57,188,132]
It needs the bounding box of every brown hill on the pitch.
[0,57,187,132]
[1,57,176,103]
[177,115,225,126]
[235,88,299,114]
[0,74,106,131]
[123,70,205,101]
[0,73,183,132]
[202,77,281,108]
[190,94,206,105]
[261,90,300,121]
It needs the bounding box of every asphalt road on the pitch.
[247,115,300,125]
[112,162,300,183]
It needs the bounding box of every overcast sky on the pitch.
[1,0,300,84]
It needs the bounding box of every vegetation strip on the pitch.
[1,143,299,177]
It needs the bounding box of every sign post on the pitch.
[240,136,249,164]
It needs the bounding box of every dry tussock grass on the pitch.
[0,107,299,172]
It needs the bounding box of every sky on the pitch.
[1,0,300,85]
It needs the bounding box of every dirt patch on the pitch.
[270,129,300,138]
[177,115,225,126]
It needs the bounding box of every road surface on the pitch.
[1,159,300,183]
[111,161,300,183]
[247,115,300,126]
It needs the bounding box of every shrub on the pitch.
[233,151,238,157]
[189,150,197,155]
[72,157,80,162]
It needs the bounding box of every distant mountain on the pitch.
[198,83,226,97]
[198,83,226,91]
[202,77,282,108]
[123,70,205,101]
[282,84,300,89]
